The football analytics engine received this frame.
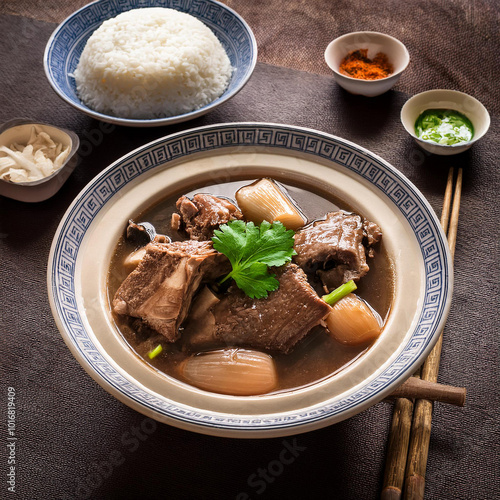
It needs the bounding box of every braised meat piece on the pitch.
[184,264,331,354]
[293,211,382,291]
[364,220,383,249]
[112,241,230,342]
[171,194,243,240]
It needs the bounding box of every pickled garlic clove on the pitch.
[53,146,71,169]
[0,146,42,177]
[0,126,71,183]
[325,293,381,346]
[2,168,29,183]
[180,348,278,396]
[0,157,16,174]
[235,178,306,230]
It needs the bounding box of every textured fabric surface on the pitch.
[1,0,499,115]
[0,4,499,500]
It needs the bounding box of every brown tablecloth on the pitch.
[0,3,499,499]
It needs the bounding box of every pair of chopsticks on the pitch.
[381,167,463,500]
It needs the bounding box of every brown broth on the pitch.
[107,178,395,394]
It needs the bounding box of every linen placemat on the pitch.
[0,13,498,500]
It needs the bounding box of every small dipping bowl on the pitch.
[325,31,410,97]
[0,119,79,202]
[401,89,490,156]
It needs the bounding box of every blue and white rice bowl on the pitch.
[43,0,257,127]
[48,123,453,437]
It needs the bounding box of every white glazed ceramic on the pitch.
[400,89,490,155]
[43,0,257,128]
[0,119,79,202]
[47,123,453,438]
[325,31,410,97]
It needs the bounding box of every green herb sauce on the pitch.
[415,109,474,145]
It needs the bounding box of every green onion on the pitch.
[322,280,357,305]
[148,344,163,360]
[415,108,474,145]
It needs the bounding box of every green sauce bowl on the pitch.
[401,90,490,156]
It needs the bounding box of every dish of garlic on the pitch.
[0,126,71,183]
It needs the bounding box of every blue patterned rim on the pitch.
[48,123,452,433]
[43,0,257,126]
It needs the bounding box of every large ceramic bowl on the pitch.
[48,123,453,438]
[43,0,257,127]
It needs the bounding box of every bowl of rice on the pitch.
[44,0,257,127]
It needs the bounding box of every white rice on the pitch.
[73,8,232,119]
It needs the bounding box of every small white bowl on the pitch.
[325,31,410,97]
[0,119,79,202]
[401,89,490,156]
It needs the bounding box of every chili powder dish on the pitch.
[339,49,393,80]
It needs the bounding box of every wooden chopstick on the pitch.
[387,378,466,407]
[381,396,416,500]
[445,168,462,260]
[403,167,463,500]
[440,167,456,241]
[381,167,458,500]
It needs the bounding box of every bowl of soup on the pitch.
[48,123,453,437]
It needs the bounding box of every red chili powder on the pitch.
[339,49,393,80]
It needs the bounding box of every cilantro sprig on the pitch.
[212,220,296,299]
